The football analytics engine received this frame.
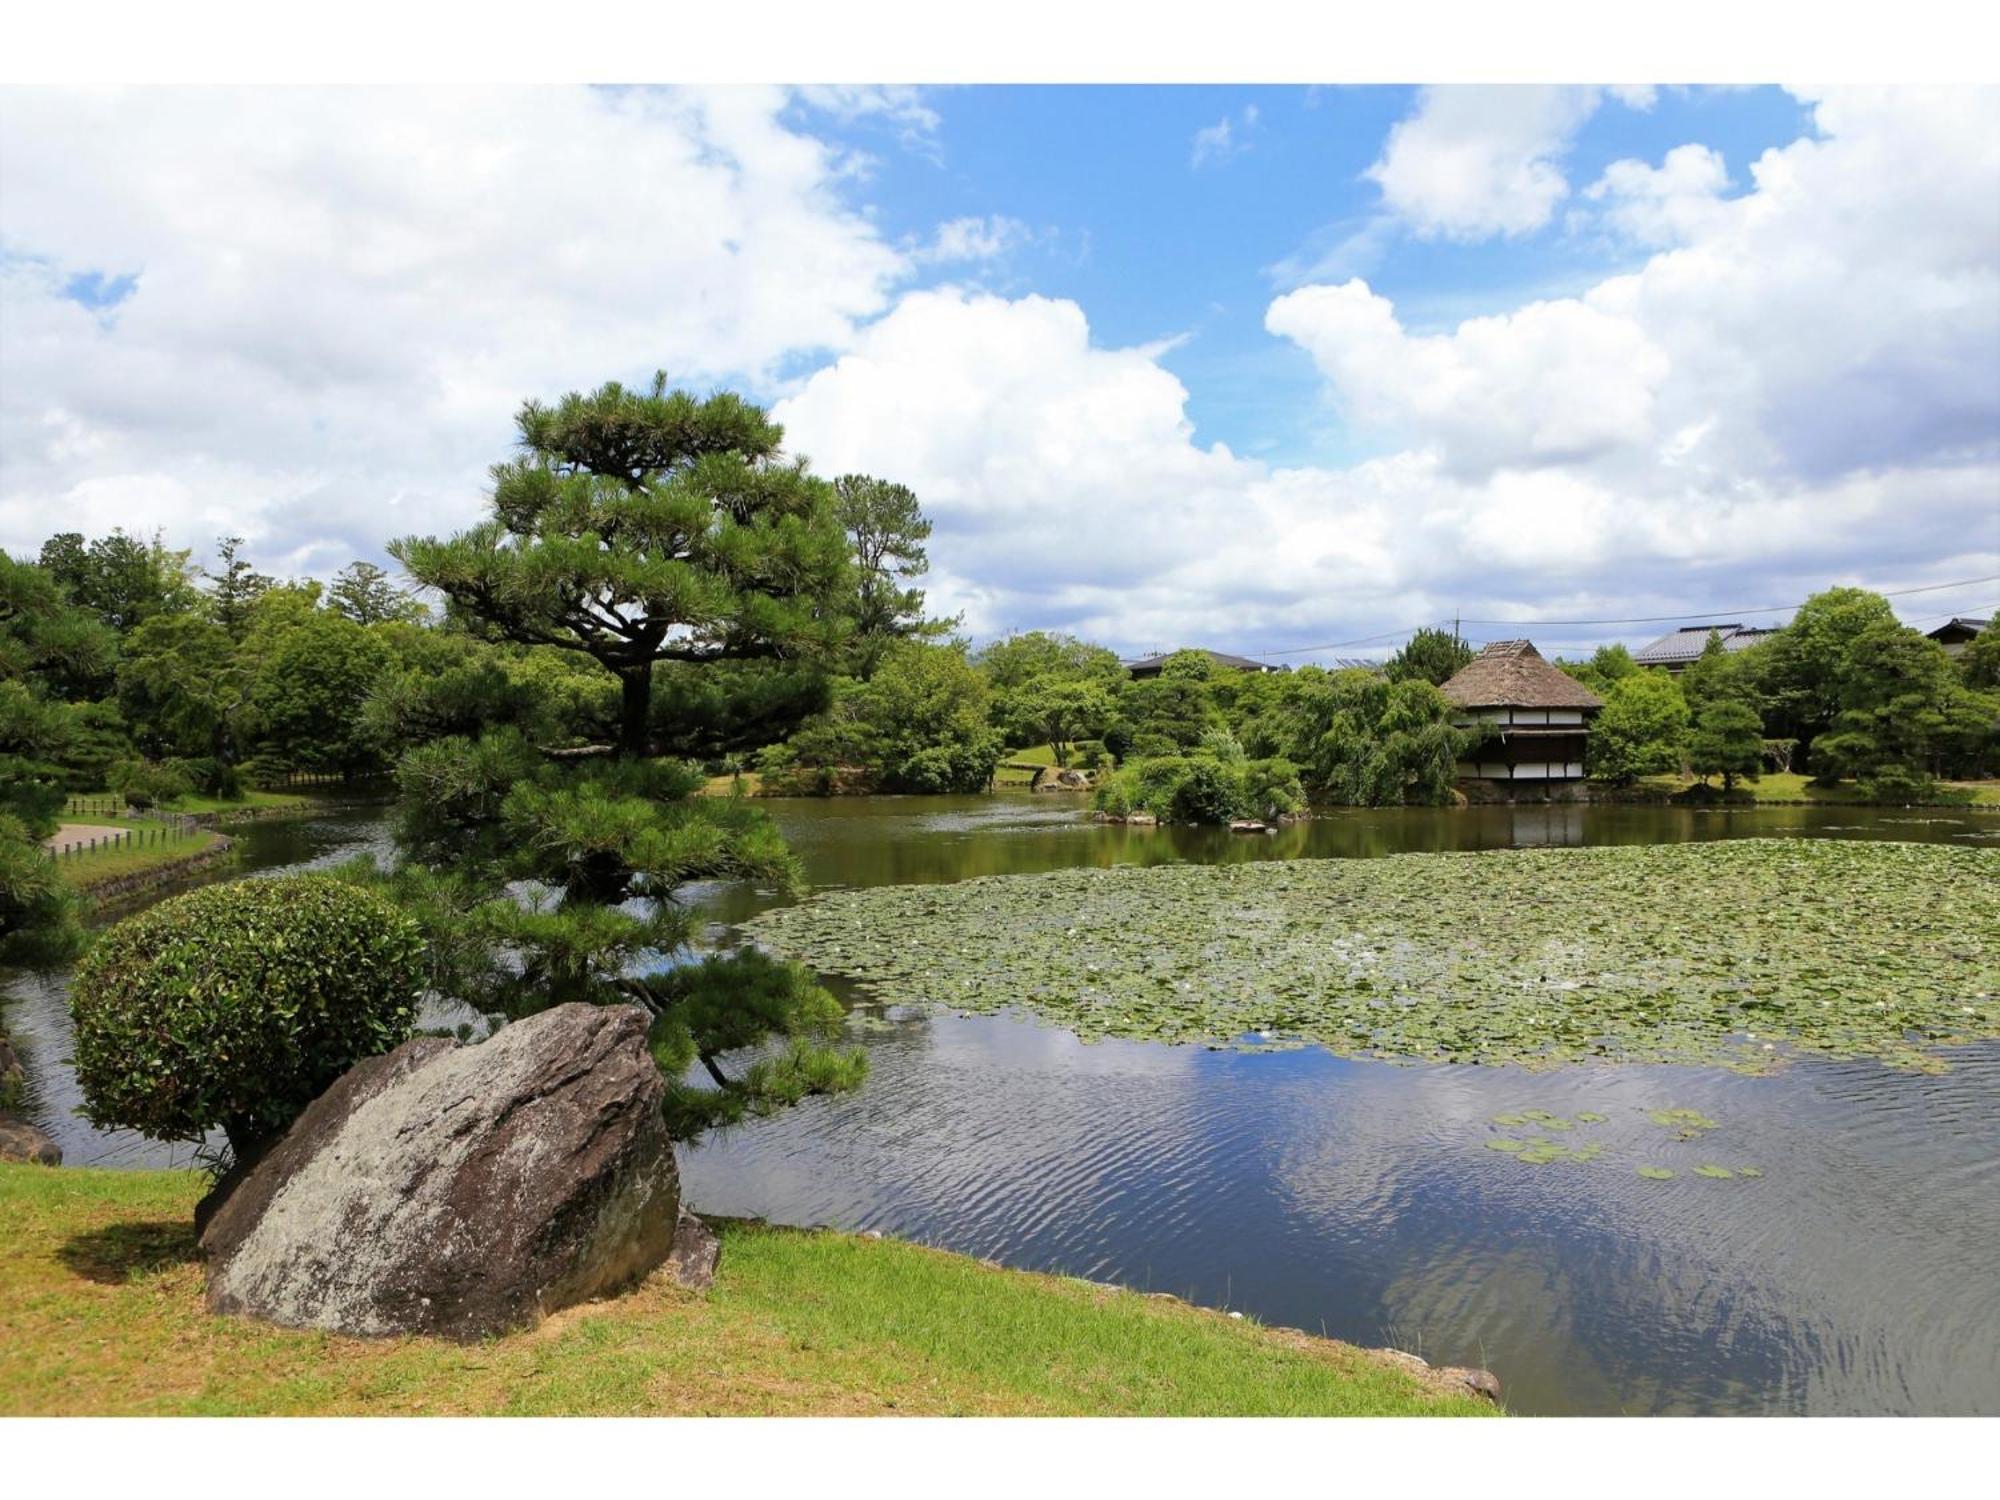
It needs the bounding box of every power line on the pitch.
[1247,573,1999,659]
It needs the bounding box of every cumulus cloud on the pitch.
[780,88,1998,654]
[2,84,1993,663]
[0,85,908,575]
[1585,143,1731,246]
[1365,85,1605,240]
[1190,105,1259,169]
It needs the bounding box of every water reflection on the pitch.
[5,792,1996,1415]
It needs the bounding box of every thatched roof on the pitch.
[1440,640,1603,710]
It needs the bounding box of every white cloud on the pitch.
[0,86,909,574]
[780,88,1998,654]
[1585,143,1731,246]
[1365,85,1603,240]
[915,215,1034,265]
[1191,104,1259,169]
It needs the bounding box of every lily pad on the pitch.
[1694,1164,1736,1179]
[743,839,2000,1072]
[1637,1167,1677,1181]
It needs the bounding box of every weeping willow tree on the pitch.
[381,375,864,1137]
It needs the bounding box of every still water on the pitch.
[6,794,1997,1415]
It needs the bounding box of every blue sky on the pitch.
[2,84,1995,660]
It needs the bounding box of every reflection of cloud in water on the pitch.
[1265,1054,2000,1414]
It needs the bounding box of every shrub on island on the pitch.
[1093,753,1304,825]
[69,875,424,1158]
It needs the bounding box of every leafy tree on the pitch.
[38,529,197,633]
[1756,588,1898,758]
[975,631,1123,693]
[1679,628,1755,719]
[1559,643,1639,697]
[115,612,248,765]
[1589,671,1691,784]
[1687,700,1765,791]
[371,376,865,1139]
[392,375,851,757]
[1156,648,1217,682]
[1116,673,1218,752]
[246,609,394,776]
[1385,627,1474,687]
[1265,668,1466,806]
[1810,623,1981,791]
[204,536,275,640]
[834,474,950,679]
[330,560,424,625]
[998,675,1114,767]
[785,642,1004,793]
[1960,624,2000,691]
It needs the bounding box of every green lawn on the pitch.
[1635,772,2000,806]
[0,1165,1492,1417]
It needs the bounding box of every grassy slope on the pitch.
[1635,772,2000,806]
[0,1165,1491,1418]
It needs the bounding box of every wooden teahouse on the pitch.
[1439,639,1603,786]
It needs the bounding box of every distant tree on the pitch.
[833,475,950,679]
[0,679,74,835]
[1678,628,1757,719]
[1560,643,1639,697]
[1756,588,1899,752]
[1385,627,1474,687]
[1117,673,1218,752]
[998,675,1115,767]
[975,631,1123,693]
[391,375,850,757]
[38,529,196,633]
[1810,623,1977,791]
[115,613,248,765]
[1960,624,2000,691]
[1588,671,1691,785]
[1267,667,1465,806]
[330,560,423,625]
[1687,700,1765,791]
[781,642,1005,792]
[1157,648,1218,682]
[246,610,394,777]
[204,536,276,641]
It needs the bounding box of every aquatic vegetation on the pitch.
[1636,1167,1677,1180]
[1485,1139,1527,1152]
[1694,1164,1737,1179]
[1736,1166,1764,1178]
[744,839,2000,1073]
[1649,1108,1721,1140]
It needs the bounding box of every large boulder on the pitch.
[200,1002,683,1341]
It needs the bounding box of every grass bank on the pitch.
[1632,772,2000,807]
[45,819,227,890]
[0,1165,1492,1417]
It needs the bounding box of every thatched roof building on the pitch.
[1440,640,1601,784]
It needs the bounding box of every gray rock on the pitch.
[200,1002,679,1341]
[0,1114,61,1166]
[663,1207,720,1290]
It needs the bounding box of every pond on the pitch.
[5,793,1997,1415]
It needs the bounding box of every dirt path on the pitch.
[43,823,130,855]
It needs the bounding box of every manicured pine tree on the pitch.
[384,375,864,1137]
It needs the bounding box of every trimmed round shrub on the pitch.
[69,876,424,1154]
